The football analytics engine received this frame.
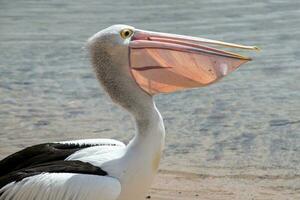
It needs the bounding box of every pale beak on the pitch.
[129,29,258,95]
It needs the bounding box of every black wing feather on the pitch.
[0,160,107,188]
[0,143,97,176]
[0,143,107,189]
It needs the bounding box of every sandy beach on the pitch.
[1,0,300,199]
[150,170,300,200]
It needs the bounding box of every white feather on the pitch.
[66,145,126,167]
[0,173,121,200]
[58,139,125,147]
[60,139,126,167]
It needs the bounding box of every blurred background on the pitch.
[0,0,299,190]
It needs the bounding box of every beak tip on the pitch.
[243,46,260,61]
[253,46,261,51]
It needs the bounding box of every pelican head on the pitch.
[87,24,257,116]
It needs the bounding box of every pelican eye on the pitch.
[120,29,134,39]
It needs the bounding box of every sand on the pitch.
[148,170,299,200]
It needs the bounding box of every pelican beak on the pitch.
[129,29,258,95]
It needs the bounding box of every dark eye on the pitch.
[120,29,133,39]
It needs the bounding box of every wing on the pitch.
[59,138,126,167]
[59,138,126,147]
[0,173,121,200]
[0,139,125,177]
[0,160,107,189]
[0,138,126,198]
[0,142,107,177]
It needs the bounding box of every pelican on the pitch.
[0,24,257,200]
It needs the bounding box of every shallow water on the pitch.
[0,0,299,190]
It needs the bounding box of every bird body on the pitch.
[0,24,257,200]
[0,105,165,200]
